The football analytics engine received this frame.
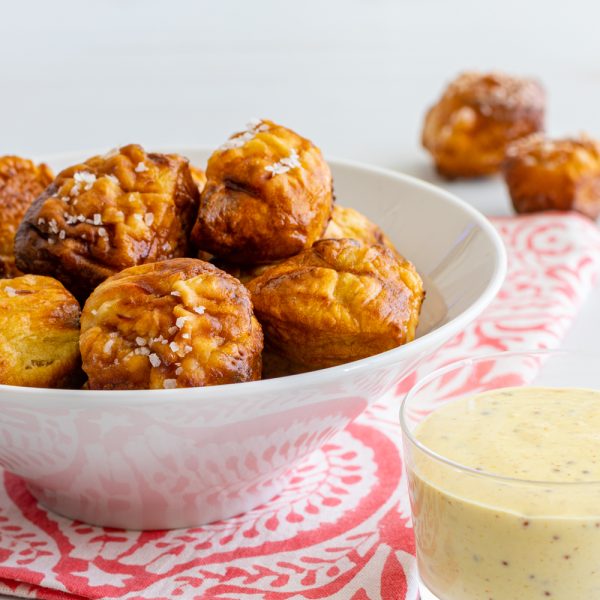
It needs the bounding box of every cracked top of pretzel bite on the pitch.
[15,144,199,300]
[422,71,545,178]
[0,156,53,277]
[247,238,424,370]
[80,258,263,390]
[0,275,81,388]
[504,133,600,218]
[192,119,334,264]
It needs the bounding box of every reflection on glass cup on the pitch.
[400,350,600,600]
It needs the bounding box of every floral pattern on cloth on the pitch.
[0,213,599,600]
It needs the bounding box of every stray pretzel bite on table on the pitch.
[14,144,199,301]
[247,238,424,371]
[503,134,600,220]
[0,156,53,278]
[422,71,545,179]
[0,275,81,388]
[192,119,334,264]
[80,258,263,390]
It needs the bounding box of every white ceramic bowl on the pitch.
[0,148,506,529]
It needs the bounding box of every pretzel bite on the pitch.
[15,144,199,301]
[192,119,334,264]
[422,71,545,178]
[504,134,600,219]
[247,238,424,370]
[218,204,401,285]
[80,258,263,390]
[190,165,207,194]
[0,156,53,277]
[0,275,81,388]
[323,205,399,256]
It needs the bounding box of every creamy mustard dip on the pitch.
[410,387,600,600]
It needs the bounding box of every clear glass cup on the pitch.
[400,350,600,600]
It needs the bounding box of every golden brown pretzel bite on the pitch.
[0,156,53,277]
[192,119,334,264]
[322,205,399,256]
[0,275,81,388]
[247,238,424,370]
[80,258,263,390]
[215,204,400,285]
[422,71,545,178]
[504,134,600,219]
[15,144,199,300]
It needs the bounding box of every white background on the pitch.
[0,1,598,595]
[0,0,598,370]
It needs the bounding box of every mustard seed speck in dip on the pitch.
[409,387,600,600]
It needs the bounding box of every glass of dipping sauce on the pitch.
[400,350,600,600]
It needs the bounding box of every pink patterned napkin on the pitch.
[0,213,599,600]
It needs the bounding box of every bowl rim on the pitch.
[2,148,507,404]
[400,348,600,487]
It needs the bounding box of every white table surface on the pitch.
[1,0,599,596]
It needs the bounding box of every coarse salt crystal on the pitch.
[144,213,154,227]
[219,119,269,151]
[93,213,102,225]
[149,353,161,368]
[169,341,180,352]
[182,332,190,339]
[170,291,181,297]
[59,230,66,240]
[175,367,183,376]
[193,306,205,315]
[135,337,146,346]
[163,379,177,389]
[135,347,150,356]
[183,345,192,354]
[98,227,107,238]
[103,339,114,354]
[175,316,188,329]
[135,162,148,173]
[265,149,301,177]
[74,171,96,190]
[4,286,16,297]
